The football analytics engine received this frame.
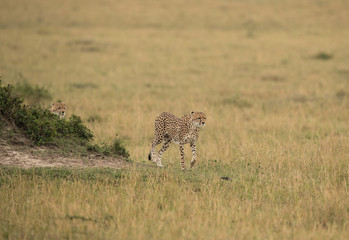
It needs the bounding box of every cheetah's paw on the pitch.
[157,163,164,168]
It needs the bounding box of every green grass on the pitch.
[0,167,124,183]
[1,165,348,239]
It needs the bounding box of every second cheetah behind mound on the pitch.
[50,102,67,119]
[148,111,206,170]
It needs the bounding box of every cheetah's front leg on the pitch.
[190,141,197,168]
[179,144,186,170]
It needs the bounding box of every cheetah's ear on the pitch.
[51,102,55,107]
[191,111,194,114]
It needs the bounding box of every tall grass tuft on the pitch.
[15,80,52,106]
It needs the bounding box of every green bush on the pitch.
[0,80,94,145]
[0,80,23,122]
[87,134,130,159]
[109,135,130,158]
[58,115,94,141]
[14,108,93,145]
[13,106,58,144]
[0,79,129,159]
[314,52,333,60]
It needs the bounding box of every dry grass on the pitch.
[0,0,349,239]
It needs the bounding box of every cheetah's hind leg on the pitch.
[149,138,161,164]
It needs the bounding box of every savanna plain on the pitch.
[0,0,349,239]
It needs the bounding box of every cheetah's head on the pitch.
[190,111,206,128]
[51,102,67,119]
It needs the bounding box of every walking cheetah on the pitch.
[50,102,67,119]
[148,111,206,170]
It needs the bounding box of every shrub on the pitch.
[0,79,128,159]
[13,106,58,144]
[13,108,94,145]
[0,79,23,122]
[87,135,130,159]
[106,134,130,158]
[0,80,94,145]
[60,115,94,141]
[314,52,333,60]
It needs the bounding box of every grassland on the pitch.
[0,0,349,239]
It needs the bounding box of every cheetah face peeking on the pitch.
[191,111,206,128]
[50,102,67,119]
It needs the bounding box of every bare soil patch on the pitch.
[0,119,129,169]
[0,144,129,169]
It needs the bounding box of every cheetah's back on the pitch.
[154,112,180,140]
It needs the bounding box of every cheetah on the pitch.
[50,102,67,119]
[148,111,206,170]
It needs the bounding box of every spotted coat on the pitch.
[148,111,206,169]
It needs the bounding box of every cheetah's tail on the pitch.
[148,152,151,161]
